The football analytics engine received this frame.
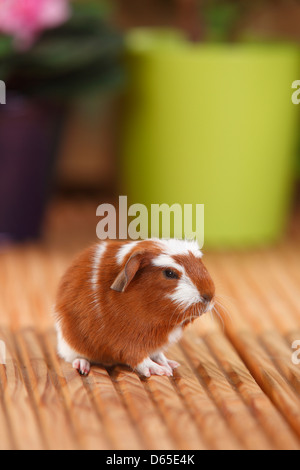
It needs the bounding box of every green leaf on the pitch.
[71,0,112,20]
[25,33,123,71]
[0,36,14,59]
[1,1,125,99]
[204,1,241,42]
[21,61,125,101]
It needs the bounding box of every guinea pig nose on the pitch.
[202,294,213,304]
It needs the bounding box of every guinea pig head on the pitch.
[110,240,215,327]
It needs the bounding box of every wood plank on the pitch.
[237,250,299,335]
[0,328,45,450]
[15,328,94,450]
[203,330,300,450]
[208,253,300,441]
[143,372,206,450]
[0,364,15,450]
[168,342,242,450]
[86,366,143,450]
[111,366,175,449]
[226,330,300,439]
[261,331,300,396]
[58,361,111,450]
[0,197,300,449]
[262,248,300,327]
[221,250,300,404]
[38,329,90,449]
[180,329,275,450]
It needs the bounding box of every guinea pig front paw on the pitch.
[166,359,180,370]
[136,357,173,377]
[150,352,180,372]
[72,358,91,376]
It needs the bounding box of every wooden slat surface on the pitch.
[0,199,299,450]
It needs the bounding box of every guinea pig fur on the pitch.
[55,238,215,377]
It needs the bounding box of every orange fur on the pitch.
[55,239,215,369]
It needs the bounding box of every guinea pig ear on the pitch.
[110,251,145,292]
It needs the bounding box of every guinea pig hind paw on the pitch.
[72,358,90,376]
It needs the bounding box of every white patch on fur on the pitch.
[168,326,183,344]
[168,274,201,309]
[151,253,184,273]
[116,241,140,265]
[153,327,183,354]
[154,238,202,259]
[55,321,80,364]
[91,242,107,290]
[150,239,203,310]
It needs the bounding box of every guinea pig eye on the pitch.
[163,269,179,280]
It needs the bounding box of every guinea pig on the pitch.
[55,238,215,377]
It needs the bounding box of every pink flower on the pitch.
[0,0,71,49]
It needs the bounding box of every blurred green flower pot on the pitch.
[120,29,300,248]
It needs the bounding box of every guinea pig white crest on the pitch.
[116,238,202,267]
[155,238,203,259]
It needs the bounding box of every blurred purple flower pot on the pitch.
[0,94,64,242]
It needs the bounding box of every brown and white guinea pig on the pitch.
[55,238,215,377]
